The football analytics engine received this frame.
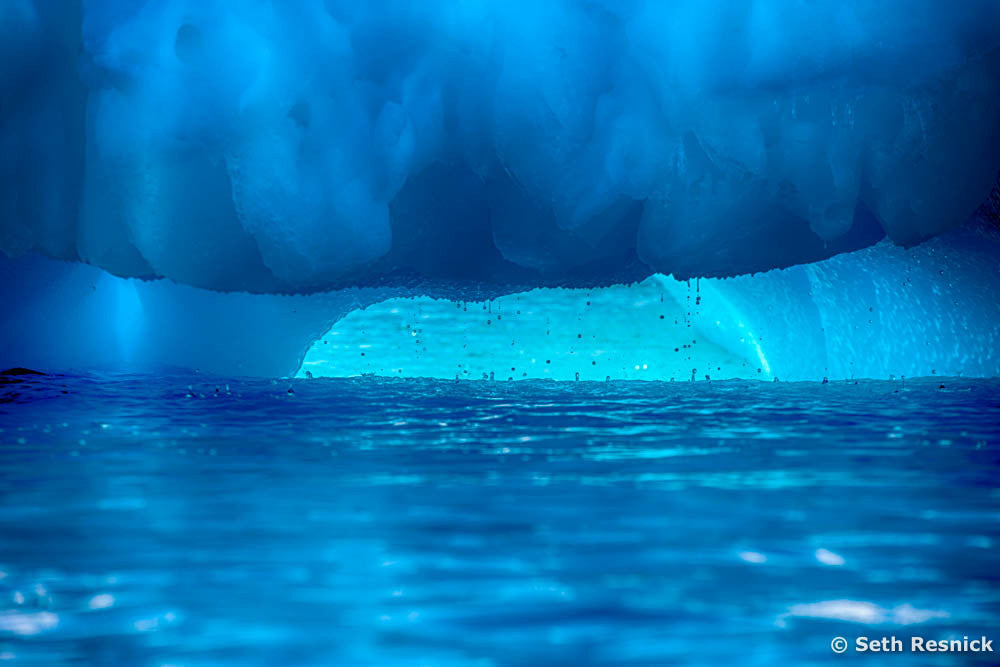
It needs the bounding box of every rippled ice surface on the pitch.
[1,374,998,666]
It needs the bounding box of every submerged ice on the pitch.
[2,1,1000,292]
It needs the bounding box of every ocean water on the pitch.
[1,372,998,666]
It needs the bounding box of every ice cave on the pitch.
[1,2,999,664]
[2,0,1000,379]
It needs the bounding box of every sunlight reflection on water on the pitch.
[0,374,998,665]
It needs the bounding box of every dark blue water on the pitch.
[1,373,998,665]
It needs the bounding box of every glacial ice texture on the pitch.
[299,221,1000,382]
[3,218,996,379]
[2,1,1000,292]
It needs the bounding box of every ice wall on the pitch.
[2,217,998,380]
[2,1,999,293]
[0,253,386,377]
[299,219,1000,382]
[687,220,1000,380]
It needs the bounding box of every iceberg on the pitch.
[2,1,999,293]
[2,218,997,379]
[299,219,1000,382]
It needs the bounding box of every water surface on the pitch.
[1,374,998,665]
